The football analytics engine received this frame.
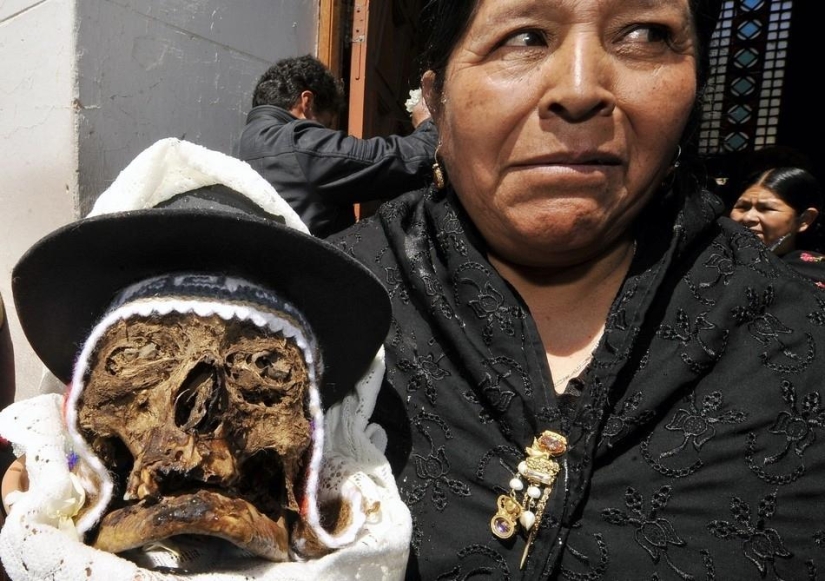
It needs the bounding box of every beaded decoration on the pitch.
[490,430,567,568]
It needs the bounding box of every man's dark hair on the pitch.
[252,55,346,114]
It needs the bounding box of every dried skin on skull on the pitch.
[77,313,312,560]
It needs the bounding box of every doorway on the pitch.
[318,0,429,219]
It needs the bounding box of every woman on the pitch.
[729,166,825,286]
[330,0,825,578]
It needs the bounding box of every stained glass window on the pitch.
[699,0,794,154]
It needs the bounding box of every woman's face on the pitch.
[730,184,806,255]
[426,0,699,267]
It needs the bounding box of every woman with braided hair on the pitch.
[729,164,825,288]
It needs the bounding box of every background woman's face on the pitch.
[428,0,698,267]
[730,185,803,253]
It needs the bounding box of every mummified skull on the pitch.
[76,311,312,561]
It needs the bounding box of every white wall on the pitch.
[0,0,79,400]
[1,0,319,401]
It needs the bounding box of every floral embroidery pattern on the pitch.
[731,286,815,372]
[435,545,511,581]
[453,263,522,346]
[558,532,610,580]
[754,380,824,470]
[405,411,471,512]
[436,209,468,257]
[462,356,531,427]
[599,392,656,448]
[702,245,736,287]
[708,493,792,579]
[641,390,744,478]
[732,286,801,349]
[476,445,523,484]
[769,381,824,461]
[806,298,825,326]
[658,391,746,459]
[814,530,825,548]
[383,264,411,303]
[398,342,452,405]
[732,287,789,343]
[379,198,410,224]
[602,486,694,579]
[658,309,728,373]
[463,362,521,424]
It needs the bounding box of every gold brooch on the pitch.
[490,430,567,568]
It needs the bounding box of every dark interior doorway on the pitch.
[319,0,429,219]
[777,0,821,183]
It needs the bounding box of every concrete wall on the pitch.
[0,0,79,400]
[1,0,319,401]
[76,0,319,214]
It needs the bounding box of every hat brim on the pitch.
[12,209,390,408]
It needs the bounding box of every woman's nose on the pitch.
[538,32,615,121]
[737,208,759,226]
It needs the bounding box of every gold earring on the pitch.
[433,144,446,190]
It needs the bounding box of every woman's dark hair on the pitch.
[417,2,477,97]
[757,167,823,214]
[417,0,724,192]
[252,54,346,114]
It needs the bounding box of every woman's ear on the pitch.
[798,208,819,232]
[421,70,439,120]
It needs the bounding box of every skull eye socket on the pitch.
[252,351,290,381]
[225,341,308,407]
[226,350,289,407]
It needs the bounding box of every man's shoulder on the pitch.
[238,106,301,160]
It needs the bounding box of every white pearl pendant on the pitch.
[527,486,541,499]
[509,478,524,491]
[519,510,536,530]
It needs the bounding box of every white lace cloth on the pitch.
[0,349,411,580]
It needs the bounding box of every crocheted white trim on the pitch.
[0,349,411,580]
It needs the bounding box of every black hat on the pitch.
[12,138,390,408]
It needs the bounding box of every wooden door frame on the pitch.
[318,0,371,218]
[317,0,346,79]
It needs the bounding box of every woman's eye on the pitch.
[624,24,673,46]
[502,30,546,48]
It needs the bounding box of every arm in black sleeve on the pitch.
[291,119,439,204]
[239,105,438,204]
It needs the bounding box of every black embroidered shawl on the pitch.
[329,184,825,580]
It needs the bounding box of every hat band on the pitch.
[111,273,303,322]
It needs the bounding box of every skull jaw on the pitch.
[92,489,291,561]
